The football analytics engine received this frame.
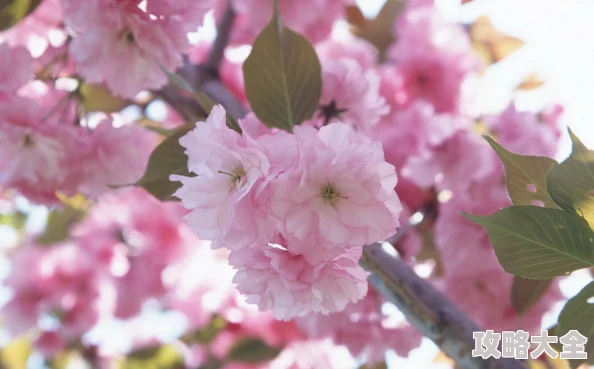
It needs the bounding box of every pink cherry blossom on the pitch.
[63,0,194,98]
[171,105,271,242]
[268,339,355,369]
[76,119,156,196]
[164,240,241,328]
[146,0,214,32]
[316,36,379,70]
[485,103,564,157]
[316,58,388,132]
[0,44,33,94]
[221,0,352,45]
[71,188,192,318]
[386,2,480,114]
[2,243,116,339]
[439,268,562,334]
[297,287,422,363]
[372,102,469,188]
[269,123,401,256]
[0,0,63,54]
[229,245,368,320]
[34,331,67,357]
[0,96,79,203]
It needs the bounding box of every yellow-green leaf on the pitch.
[37,195,89,245]
[0,0,41,31]
[78,83,129,113]
[118,345,184,369]
[0,211,26,230]
[0,338,31,369]
[242,2,322,132]
[484,136,559,208]
[556,281,594,369]
[349,0,405,60]
[135,125,194,201]
[558,281,594,337]
[511,276,552,315]
[228,338,282,364]
[181,315,227,345]
[464,206,594,279]
[547,129,594,227]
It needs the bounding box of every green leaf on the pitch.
[556,281,594,369]
[227,338,282,364]
[137,118,178,137]
[118,345,184,369]
[484,136,559,208]
[242,2,322,132]
[0,338,31,369]
[0,0,41,31]
[181,315,227,345]
[37,195,89,245]
[78,82,129,113]
[464,206,594,279]
[348,0,406,60]
[0,211,26,230]
[511,276,552,314]
[547,129,594,227]
[135,125,195,201]
[161,67,242,133]
[558,281,594,337]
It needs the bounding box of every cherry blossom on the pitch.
[0,44,33,94]
[268,124,401,257]
[172,105,271,242]
[229,245,368,320]
[387,1,480,114]
[63,0,207,98]
[316,58,388,132]
[220,0,352,45]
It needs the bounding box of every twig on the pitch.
[205,1,235,73]
[153,0,246,121]
[361,243,528,369]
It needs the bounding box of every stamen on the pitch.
[319,184,347,206]
[219,167,246,186]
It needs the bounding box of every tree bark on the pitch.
[361,243,528,369]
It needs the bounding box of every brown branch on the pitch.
[153,0,246,122]
[205,1,235,73]
[361,243,528,369]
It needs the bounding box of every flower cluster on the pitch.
[0,93,155,204]
[172,106,402,320]
[62,0,213,98]
[2,188,195,352]
[218,0,351,45]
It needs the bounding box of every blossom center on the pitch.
[118,28,136,45]
[319,100,348,126]
[319,184,346,206]
[219,167,247,188]
[22,134,33,147]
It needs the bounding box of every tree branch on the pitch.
[204,1,235,73]
[153,0,246,122]
[361,243,528,369]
